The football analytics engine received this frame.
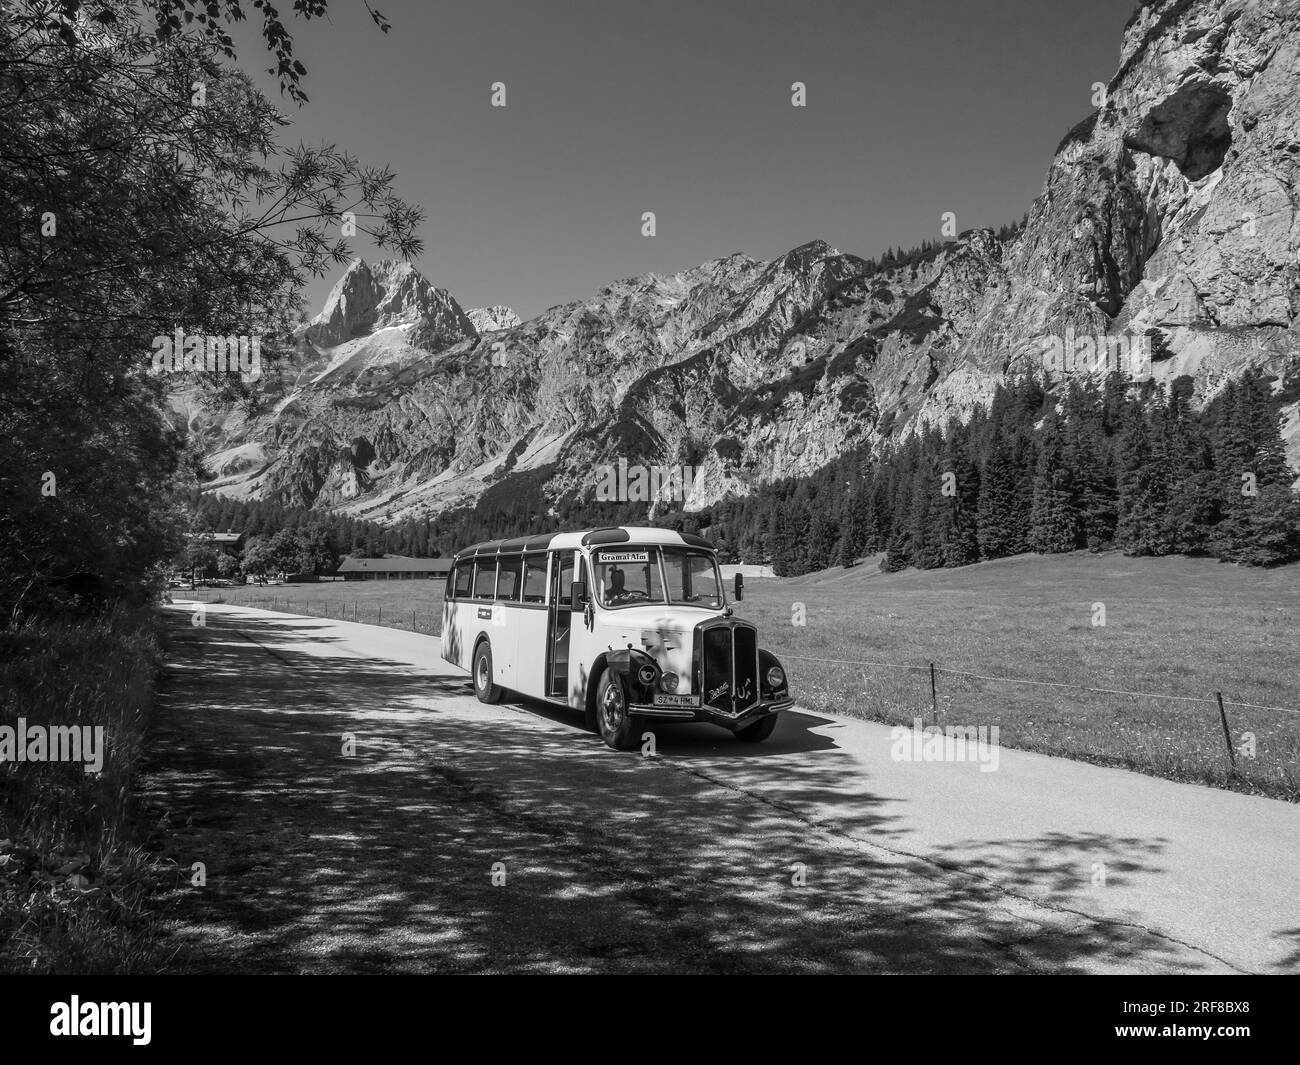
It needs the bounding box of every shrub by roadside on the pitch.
[0,607,177,973]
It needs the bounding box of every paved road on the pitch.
[144,601,1300,974]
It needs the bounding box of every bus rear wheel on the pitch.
[596,671,642,751]
[473,641,502,704]
[735,714,778,743]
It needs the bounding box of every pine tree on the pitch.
[934,420,980,566]
[1028,414,1080,553]
[1209,379,1258,557]
[907,465,942,569]
[1210,371,1300,564]
[1162,376,1214,553]
[837,489,867,567]
[1061,379,1115,550]
[977,439,1029,558]
[806,507,840,571]
[1115,399,1174,556]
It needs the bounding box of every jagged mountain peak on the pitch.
[303,258,475,351]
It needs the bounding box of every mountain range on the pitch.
[176,0,1300,525]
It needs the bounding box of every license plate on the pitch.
[653,693,700,708]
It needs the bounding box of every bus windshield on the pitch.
[592,548,663,607]
[660,548,724,609]
[591,546,724,610]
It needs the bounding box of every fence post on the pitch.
[930,662,938,727]
[354,600,358,623]
[412,608,417,630]
[1215,692,1237,774]
[378,606,382,625]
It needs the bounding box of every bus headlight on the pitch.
[659,672,679,693]
[637,663,657,687]
[766,666,785,689]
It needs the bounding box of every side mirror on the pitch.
[570,581,587,610]
[733,573,744,602]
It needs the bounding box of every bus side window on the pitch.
[522,554,546,603]
[452,562,472,599]
[497,556,523,601]
[472,558,496,600]
[557,552,575,609]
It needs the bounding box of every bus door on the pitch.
[546,551,576,702]
[511,552,550,699]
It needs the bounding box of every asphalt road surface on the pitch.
[143,601,1300,974]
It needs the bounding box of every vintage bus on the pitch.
[440,527,794,749]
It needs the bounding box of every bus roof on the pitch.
[451,526,714,561]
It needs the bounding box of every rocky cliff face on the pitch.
[466,306,521,333]
[182,0,1300,522]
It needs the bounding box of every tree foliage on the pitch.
[0,0,420,621]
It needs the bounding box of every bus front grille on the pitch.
[700,622,760,717]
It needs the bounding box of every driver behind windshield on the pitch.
[606,566,630,604]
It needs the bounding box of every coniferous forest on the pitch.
[694,369,1300,574]
[196,368,1300,575]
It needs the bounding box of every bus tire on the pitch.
[473,640,502,704]
[735,714,778,743]
[595,670,641,751]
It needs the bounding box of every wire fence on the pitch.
[780,653,1299,800]
[780,653,1300,715]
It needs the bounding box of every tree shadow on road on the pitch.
[137,608,1230,974]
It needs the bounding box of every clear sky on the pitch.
[232,0,1138,321]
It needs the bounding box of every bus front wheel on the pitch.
[596,671,642,751]
[473,641,502,704]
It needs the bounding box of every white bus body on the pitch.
[440,526,793,749]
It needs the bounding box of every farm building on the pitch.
[336,556,453,581]
[185,531,244,557]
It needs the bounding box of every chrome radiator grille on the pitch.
[700,623,760,717]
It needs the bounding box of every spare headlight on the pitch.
[659,671,679,693]
[766,666,785,689]
[637,663,657,686]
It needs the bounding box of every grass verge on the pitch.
[0,607,179,973]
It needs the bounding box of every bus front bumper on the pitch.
[628,695,795,727]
